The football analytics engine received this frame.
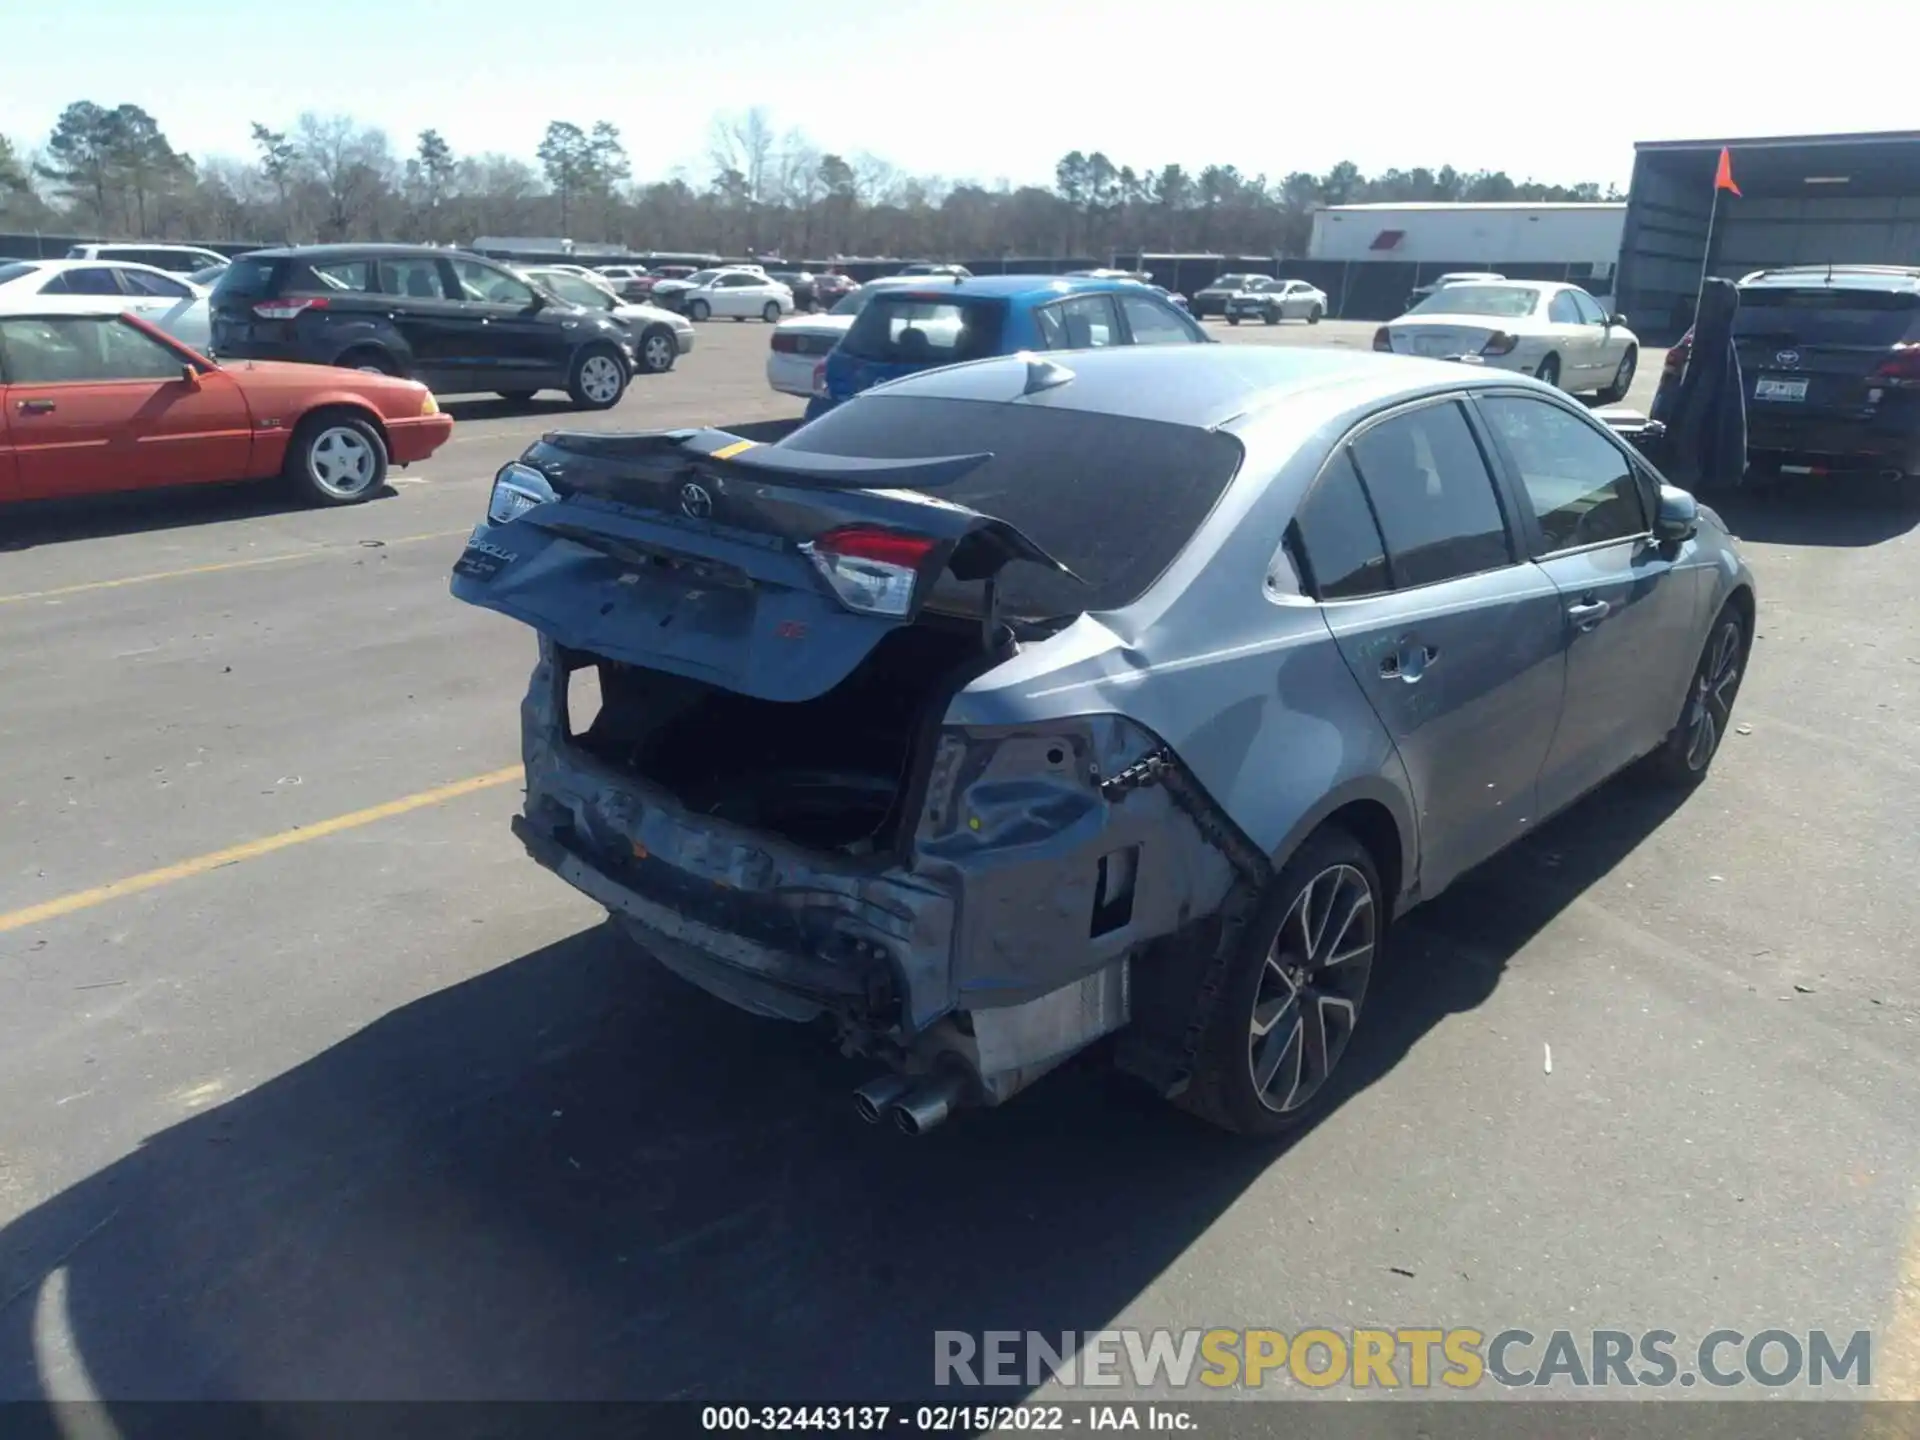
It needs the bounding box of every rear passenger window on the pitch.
[1348,402,1512,588]
[377,258,447,299]
[1119,294,1201,345]
[1288,453,1390,600]
[1037,294,1120,349]
[1548,291,1583,324]
[1478,395,1647,551]
[45,267,125,297]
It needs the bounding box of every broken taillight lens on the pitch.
[800,525,937,617]
[1373,326,1393,352]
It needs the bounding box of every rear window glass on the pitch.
[210,257,283,301]
[0,262,40,284]
[839,296,1006,365]
[778,394,1244,620]
[1735,288,1920,346]
[1409,284,1540,318]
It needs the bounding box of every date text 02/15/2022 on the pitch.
[699,1406,1199,1432]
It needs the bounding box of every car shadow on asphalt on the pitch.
[0,777,1690,1409]
[0,480,401,554]
[1712,474,1920,548]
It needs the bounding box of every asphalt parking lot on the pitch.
[2,315,1918,1406]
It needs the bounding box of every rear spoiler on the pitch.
[529,427,1086,588]
[539,426,997,493]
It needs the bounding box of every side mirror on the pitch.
[1610,313,1629,328]
[1653,484,1698,544]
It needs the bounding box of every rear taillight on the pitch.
[1872,343,1920,386]
[811,359,830,397]
[251,297,327,320]
[1480,331,1519,356]
[799,525,937,617]
[1663,329,1693,376]
[1373,327,1393,352]
[771,333,798,353]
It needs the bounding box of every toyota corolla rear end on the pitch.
[450,394,1252,1131]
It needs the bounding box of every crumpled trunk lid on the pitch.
[449,427,1078,704]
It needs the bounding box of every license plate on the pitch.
[1414,337,1454,357]
[1755,375,1808,402]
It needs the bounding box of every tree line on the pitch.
[1,101,1622,260]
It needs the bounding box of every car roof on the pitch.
[855,341,1519,430]
[1739,264,1920,294]
[863,273,1155,302]
[239,243,469,260]
[5,257,179,275]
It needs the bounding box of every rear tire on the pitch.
[1262,309,1280,326]
[1536,354,1562,389]
[1597,346,1638,405]
[566,344,629,410]
[1226,315,1241,327]
[1173,826,1383,1137]
[636,326,676,375]
[283,410,386,506]
[687,299,710,322]
[335,347,399,377]
[1307,306,1324,325]
[1644,603,1749,788]
[762,301,782,323]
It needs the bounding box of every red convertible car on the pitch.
[0,305,453,506]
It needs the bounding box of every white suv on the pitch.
[65,243,231,275]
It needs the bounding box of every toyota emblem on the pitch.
[1775,349,1801,368]
[679,482,713,519]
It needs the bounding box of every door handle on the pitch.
[1567,599,1612,630]
[16,399,55,414]
[1380,642,1438,681]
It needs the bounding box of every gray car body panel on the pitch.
[454,343,1755,1100]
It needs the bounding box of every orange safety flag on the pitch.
[1714,146,1741,197]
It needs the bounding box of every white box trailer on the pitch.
[1309,202,1627,271]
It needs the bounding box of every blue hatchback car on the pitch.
[806,274,1210,418]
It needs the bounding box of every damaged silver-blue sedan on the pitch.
[450,343,1756,1136]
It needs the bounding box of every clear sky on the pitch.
[5,0,1914,192]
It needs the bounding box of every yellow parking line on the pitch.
[0,766,522,936]
[0,528,471,605]
[1876,1202,1920,1401]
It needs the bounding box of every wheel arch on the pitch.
[329,341,404,374]
[1266,778,1417,919]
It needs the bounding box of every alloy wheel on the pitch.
[306,426,377,500]
[642,334,674,373]
[579,354,623,403]
[1614,350,1636,392]
[1248,863,1376,1114]
[1684,618,1744,771]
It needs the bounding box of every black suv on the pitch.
[208,244,639,408]
[1655,264,1920,480]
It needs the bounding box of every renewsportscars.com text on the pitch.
[934,1328,1872,1390]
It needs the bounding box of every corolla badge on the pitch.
[679,482,714,519]
[1776,349,1801,367]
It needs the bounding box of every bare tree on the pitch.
[709,107,778,204]
[293,112,394,241]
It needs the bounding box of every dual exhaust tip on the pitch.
[854,1072,968,1136]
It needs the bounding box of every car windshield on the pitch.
[838,295,1006,366]
[0,261,41,284]
[1733,287,1920,346]
[1409,284,1541,318]
[779,395,1246,622]
[831,290,868,316]
[1207,275,1250,291]
[683,270,721,286]
[187,264,227,286]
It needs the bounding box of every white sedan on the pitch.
[1224,278,1328,326]
[519,266,694,374]
[0,258,211,352]
[1375,280,1640,401]
[666,268,794,323]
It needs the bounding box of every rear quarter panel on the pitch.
[227,366,430,472]
[943,391,1421,899]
